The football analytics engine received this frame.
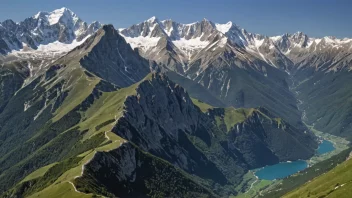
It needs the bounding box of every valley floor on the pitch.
[306,124,349,166]
[233,125,350,198]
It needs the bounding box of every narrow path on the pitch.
[245,174,259,194]
[68,181,84,194]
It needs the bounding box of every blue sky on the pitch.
[0,0,351,38]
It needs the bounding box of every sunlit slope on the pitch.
[284,153,352,198]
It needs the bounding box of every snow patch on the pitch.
[270,35,282,42]
[24,102,31,111]
[165,26,173,36]
[47,7,78,25]
[122,36,160,51]
[314,39,322,45]
[173,36,209,58]
[36,39,84,53]
[215,21,232,34]
[253,38,265,48]
[218,37,228,47]
[147,16,157,23]
[10,37,87,57]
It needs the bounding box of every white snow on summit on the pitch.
[48,7,72,25]
[33,7,79,26]
[124,36,160,51]
[1,7,102,61]
[147,16,157,23]
[215,21,232,34]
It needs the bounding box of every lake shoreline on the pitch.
[234,125,349,198]
[306,124,349,166]
[254,137,339,181]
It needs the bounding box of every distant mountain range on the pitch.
[0,7,351,198]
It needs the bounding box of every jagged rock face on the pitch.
[112,74,235,184]
[0,62,29,113]
[75,143,215,198]
[0,10,330,198]
[119,18,305,132]
[121,17,219,42]
[0,7,102,53]
[121,17,352,74]
[118,17,351,141]
[120,18,226,74]
[120,17,294,73]
[110,73,317,188]
[206,107,317,169]
[271,34,352,72]
[273,32,309,53]
[228,109,317,167]
[0,8,102,90]
[185,53,302,130]
[78,25,150,87]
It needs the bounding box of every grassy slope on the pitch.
[192,98,260,132]
[20,163,58,183]
[261,148,352,198]
[284,153,352,198]
[0,60,101,193]
[28,182,94,198]
[25,73,221,198]
[221,107,255,131]
[16,76,149,197]
[191,98,214,113]
[306,124,349,166]
[235,122,350,198]
[0,38,141,196]
[192,99,280,133]
[27,133,124,198]
[2,27,215,197]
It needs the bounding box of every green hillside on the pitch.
[284,152,352,198]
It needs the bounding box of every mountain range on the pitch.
[0,7,350,198]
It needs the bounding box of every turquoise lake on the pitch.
[255,160,308,180]
[255,140,335,180]
[317,140,335,155]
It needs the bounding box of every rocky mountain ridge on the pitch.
[120,17,352,72]
[1,7,351,198]
[119,16,352,141]
[0,7,101,54]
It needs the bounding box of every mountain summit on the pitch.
[0,7,102,54]
[0,7,352,198]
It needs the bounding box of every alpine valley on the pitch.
[0,7,351,198]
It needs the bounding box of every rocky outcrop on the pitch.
[74,143,216,198]
[112,73,239,185]
[79,25,151,87]
[226,108,318,168]
[100,73,318,195]
[0,62,28,113]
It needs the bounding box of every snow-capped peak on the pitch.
[215,21,233,34]
[48,7,77,25]
[33,7,79,26]
[1,7,102,55]
[146,16,158,23]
